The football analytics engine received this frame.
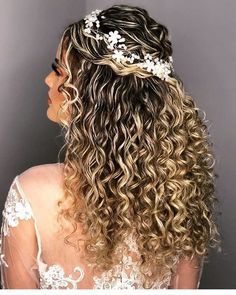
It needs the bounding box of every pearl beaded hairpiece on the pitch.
[82,9,174,81]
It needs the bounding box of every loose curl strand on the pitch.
[53,4,222,288]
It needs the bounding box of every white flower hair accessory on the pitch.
[83,9,174,81]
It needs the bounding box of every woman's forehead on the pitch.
[56,47,66,68]
[56,36,70,65]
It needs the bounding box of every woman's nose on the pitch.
[44,73,52,87]
[44,73,51,87]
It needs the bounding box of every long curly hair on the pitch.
[54,4,222,288]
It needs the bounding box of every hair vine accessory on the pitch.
[83,9,174,81]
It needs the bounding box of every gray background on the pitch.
[0,0,235,289]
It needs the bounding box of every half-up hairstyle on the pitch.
[54,4,222,288]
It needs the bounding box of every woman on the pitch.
[0,4,221,289]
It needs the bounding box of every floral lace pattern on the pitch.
[0,177,34,288]
[0,178,33,276]
[91,232,177,289]
[39,229,145,289]
[0,176,177,289]
[92,251,142,289]
[39,264,85,289]
[1,180,32,237]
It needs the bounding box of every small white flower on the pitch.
[137,62,146,69]
[83,28,91,34]
[147,61,155,71]
[152,65,163,76]
[108,30,122,45]
[83,9,102,34]
[144,53,153,60]
[126,56,134,63]
[131,53,139,59]
[116,42,126,51]
[142,59,155,71]
[112,50,125,62]
[94,9,102,14]
[85,20,93,27]
[119,37,126,43]
[117,44,127,50]
[154,57,160,63]
[95,33,103,40]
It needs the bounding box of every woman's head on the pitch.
[45,4,175,125]
[49,4,221,288]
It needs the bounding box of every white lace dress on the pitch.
[0,164,204,289]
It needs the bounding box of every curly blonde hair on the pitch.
[54,4,222,288]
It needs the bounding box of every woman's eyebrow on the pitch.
[55,58,61,67]
[55,58,66,71]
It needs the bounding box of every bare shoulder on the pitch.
[17,163,65,204]
[18,162,64,184]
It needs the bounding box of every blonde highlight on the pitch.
[53,4,221,288]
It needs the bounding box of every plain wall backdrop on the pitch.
[0,0,235,289]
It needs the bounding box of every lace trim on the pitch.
[92,252,142,289]
[0,176,45,273]
[37,227,178,289]
[39,264,84,289]
[1,177,33,237]
[38,229,140,289]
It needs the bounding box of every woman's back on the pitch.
[0,163,186,289]
[1,4,219,288]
